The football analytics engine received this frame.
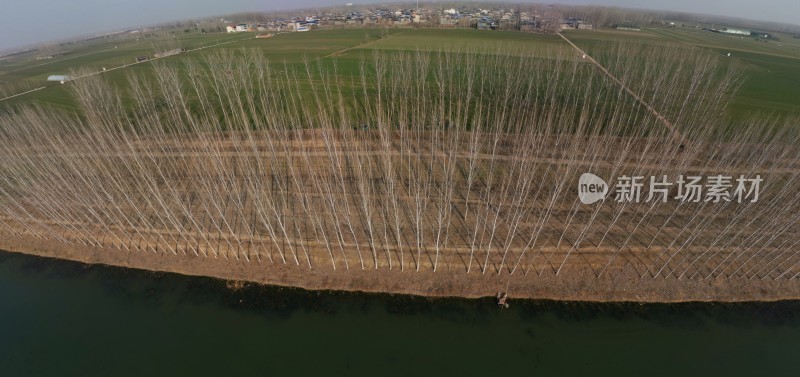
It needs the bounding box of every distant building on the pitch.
[292,22,310,32]
[616,22,641,31]
[227,24,252,33]
[47,75,72,83]
[560,18,591,31]
[722,28,751,36]
[477,18,496,30]
[705,27,770,38]
[439,18,458,27]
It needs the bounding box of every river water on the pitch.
[1,250,799,376]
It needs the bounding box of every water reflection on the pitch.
[1,251,799,376]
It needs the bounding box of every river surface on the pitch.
[1,250,799,376]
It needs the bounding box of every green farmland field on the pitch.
[563,27,800,120]
[2,26,799,121]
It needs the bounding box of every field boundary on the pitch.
[0,35,255,103]
[321,30,408,59]
[558,32,687,143]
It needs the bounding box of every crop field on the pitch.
[1,26,799,299]
[564,27,800,120]
[1,29,574,110]
[0,32,250,94]
[4,27,799,120]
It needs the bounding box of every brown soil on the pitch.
[2,234,798,302]
[2,131,798,302]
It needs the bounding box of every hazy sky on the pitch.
[1,0,798,51]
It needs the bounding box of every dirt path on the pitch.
[321,30,407,59]
[558,32,687,144]
[0,41,141,78]
[0,35,254,103]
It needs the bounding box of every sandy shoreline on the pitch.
[2,234,799,303]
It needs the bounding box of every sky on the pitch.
[1,0,798,51]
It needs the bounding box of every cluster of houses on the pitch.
[560,17,594,31]
[221,6,594,33]
[300,8,425,26]
[226,18,317,33]
[226,23,270,33]
[437,7,549,30]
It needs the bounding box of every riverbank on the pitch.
[2,235,799,302]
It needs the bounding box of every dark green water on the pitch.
[1,251,799,376]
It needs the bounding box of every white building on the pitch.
[723,28,751,36]
[293,22,309,32]
[47,75,72,83]
[227,24,250,33]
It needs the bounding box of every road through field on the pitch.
[0,35,256,103]
[0,30,399,104]
[0,41,141,78]
[321,30,408,59]
[558,32,687,143]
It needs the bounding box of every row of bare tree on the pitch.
[0,44,798,279]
